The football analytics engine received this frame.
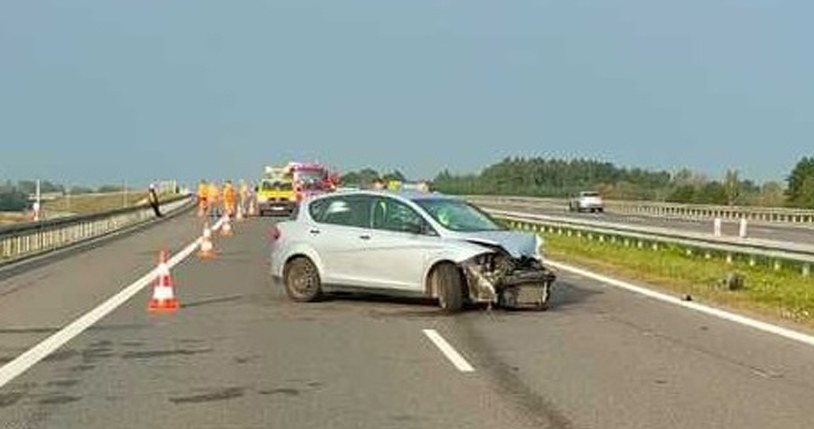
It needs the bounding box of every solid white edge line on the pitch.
[422,329,475,373]
[0,216,225,388]
[547,259,814,348]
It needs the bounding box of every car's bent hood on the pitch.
[448,230,538,259]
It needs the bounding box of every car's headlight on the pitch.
[535,234,544,260]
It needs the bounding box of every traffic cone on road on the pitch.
[220,214,233,237]
[198,223,216,259]
[236,204,245,222]
[148,251,180,313]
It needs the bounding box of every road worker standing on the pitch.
[197,180,208,217]
[223,180,237,217]
[239,179,249,216]
[207,181,221,219]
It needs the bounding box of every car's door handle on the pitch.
[309,229,321,235]
[359,234,371,240]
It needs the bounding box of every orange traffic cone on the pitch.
[148,251,180,313]
[198,223,216,259]
[220,214,233,237]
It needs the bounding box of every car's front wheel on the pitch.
[283,257,322,302]
[433,264,464,313]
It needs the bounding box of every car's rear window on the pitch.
[309,195,371,228]
[580,192,600,197]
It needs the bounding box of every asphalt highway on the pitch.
[477,201,814,246]
[2,213,814,428]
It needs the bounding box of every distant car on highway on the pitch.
[568,191,604,213]
[269,190,555,312]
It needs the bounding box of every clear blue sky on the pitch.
[1,0,812,186]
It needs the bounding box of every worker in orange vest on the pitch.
[207,181,221,220]
[197,180,208,217]
[223,180,237,217]
[238,180,249,216]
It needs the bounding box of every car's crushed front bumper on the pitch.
[461,255,556,309]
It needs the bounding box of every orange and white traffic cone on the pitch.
[148,251,180,313]
[198,223,216,259]
[220,214,233,237]
[235,203,244,222]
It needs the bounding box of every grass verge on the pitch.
[538,230,814,329]
[43,192,176,215]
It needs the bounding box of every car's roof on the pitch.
[307,189,460,203]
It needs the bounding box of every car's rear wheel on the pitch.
[434,264,464,313]
[283,257,322,302]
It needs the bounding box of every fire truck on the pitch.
[286,162,337,200]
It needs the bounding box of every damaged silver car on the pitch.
[269,190,556,312]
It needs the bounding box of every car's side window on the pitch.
[372,197,433,234]
[308,198,328,221]
[315,195,372,228]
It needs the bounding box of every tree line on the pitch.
[0,181,129,211]
[339,156,814,208]
[430,156,814,208]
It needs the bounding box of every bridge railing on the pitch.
[487,208,814,277]
[0,195,193,266]
[467,195,814,226]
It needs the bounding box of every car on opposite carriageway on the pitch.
[268,190,556,312]
[568,191,604,213]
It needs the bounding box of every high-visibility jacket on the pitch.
[239,183,249,201]
[207,184,220,203]
[224,184,236,205]
[197,183,208,200]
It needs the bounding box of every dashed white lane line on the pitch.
[548,259,814,348]
[422,329,475,373]
[0,219,223,389]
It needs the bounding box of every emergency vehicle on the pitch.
[256,166,297,216]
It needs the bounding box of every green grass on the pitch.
[535,228,814,328]
[0,212,28,225]
[44,192,175,215]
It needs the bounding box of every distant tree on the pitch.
[69,186,95,195]
[752,181,786,207]
[694,182,728,205]
[0,189,28,211]
[341,168,381,186]
[381,170,407,183]
[667,185,696,203]
[723,169,741,205]
[97,185,124,193]
[787,157,814,208]
[14,180,63,194]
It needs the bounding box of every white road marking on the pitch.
[0,218,224,388]
[548,260,814,348]
[422,329,475,373]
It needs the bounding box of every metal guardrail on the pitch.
[467,195,814,226]
[0,195,193,266]
[486,208,814,277]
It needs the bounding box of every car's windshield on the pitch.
[261,181,292,191]
[414,198,504,232]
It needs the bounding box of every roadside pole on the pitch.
[33,179,41,222]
